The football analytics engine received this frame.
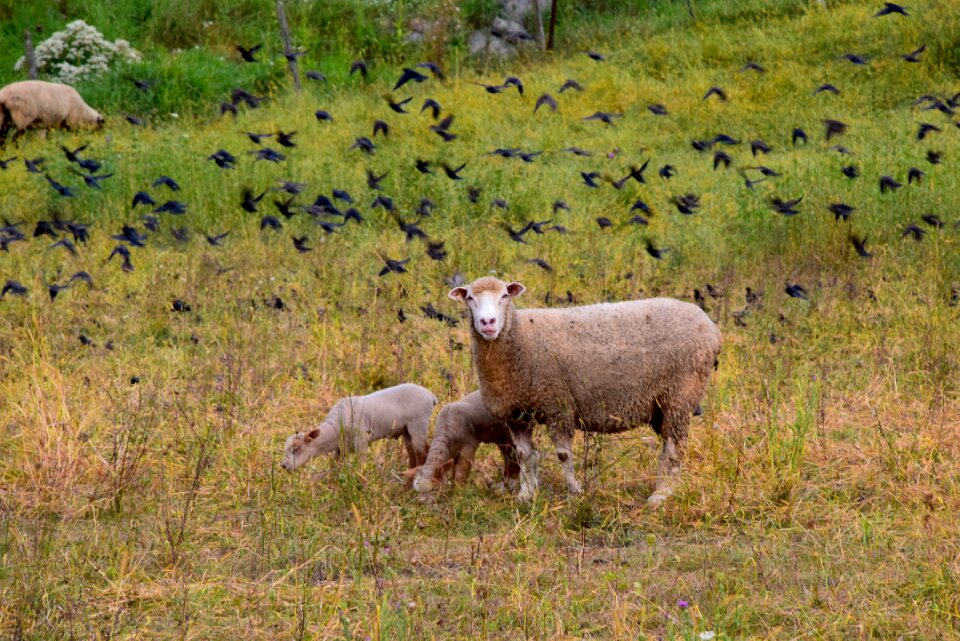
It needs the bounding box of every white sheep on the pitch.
[408,390,520,493]
[0,80,104,147]
[448,276,722,505]
[280,383,437,472]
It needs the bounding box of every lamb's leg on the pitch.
[648,409,690,506]
[400,431,418,469]
[498,443,521,493]
[509,424,539,501]
[453,445,475,482]
[552,429,582,495]
[408,423,430,466]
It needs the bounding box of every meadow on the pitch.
[1,0,960,639]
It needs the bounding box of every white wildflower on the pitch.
[18,20,140,83]
[699,632,716,641]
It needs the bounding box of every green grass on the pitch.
[2,1,960,639]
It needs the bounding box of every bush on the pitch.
[14,19,141,84]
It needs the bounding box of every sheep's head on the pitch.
[449,277,525,341]
[280,428,320,471]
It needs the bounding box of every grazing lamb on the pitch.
[449,276,722,505]
[280,383,437,472]
[408,390,520,493]
[0,81,104,147]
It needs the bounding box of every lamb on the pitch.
[448,276,722,505]
[280,383,437,472]
[0,81,104,147]
[408,390,520,493]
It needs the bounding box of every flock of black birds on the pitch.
[1,1,958,316]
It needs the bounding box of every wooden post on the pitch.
[276,0,301,94]
[685,0,696,21]
[23,30,38,79]
[546,0,558,51]
[532,0,545,51]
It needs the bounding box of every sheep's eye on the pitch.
[501,293,510,300]
[466,295,474,302]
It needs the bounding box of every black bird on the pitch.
[171,227,190,243]
[875,2,908,17]
[34,221,57,238]
[902,224,925,240]
[292,235,312,253]
[344,208,363,224]
[470,81,505,94]
[553,200,571,213]
[908,167,924,184]
[503,76,524,95]
[828,203,855,221]
[421,98,442,119]
[490,198,509,210]
[50,238,77,255]
[771,196,803,216]
[703,86,728,101]
[430,114,457,141]
[1,280,27,298]
[585,50,605,61]
[415,159,433,174]
[644,239,668,259]
[416,61,444,79]
[630,200,651,214]
[60,144,88,163]
[751,140,771,156]
[207,149,237,169]
[154,200,187,215]
[442,162,466,180]
[519,150,543,163]
[305,70,327,82]
[366,170,388,190]
[785,284,808,300]
[230,88,267,109]
[132,78,157,91]
[386,96,412,114]
[823,119,848,140]
[740,61,765,73]
[252,147,286,162]
[417,198,436,217]
[426,241,447,261]
[276,130,297,147]
[528,258,554,271]
[879,175,902,193]
[395,215,426,241]
[124,114,146,126]
[241,189,266,213]
[372,120,390,137]
[671,193,700,214]
[850,235,871,258]
[581,171,601,188]
[48,282,70,301]
[660,165,677,180]
[315,110,333,122]
[534,93,558,113]
[370,195,395,212]
[921,213,944,228]
[583,111,622,126]
[154,176,180,191]
[502,222,532,244]
[45,175,75,197]
[629,215,649,226]
[559,79,583,93]
[842,165,860,178]
[710,133,740,146]
[24,157,45,173]
[917,123,941,140]
[926,150,942,165]
[648,103,668,116]
[112,225,147,247]
[171,299,191,312]
[351,137,376,154]
[902,44,926,62]
[69,271,93,286]
[141,215,160,232]
[206,232,229,247]
[333,189,352,204]
[814,83,841,95]
[467,186,482,203]
[713,150,732,170]
[838,53,869,65]
[220,102,238,117]
[274,198,297,218]
[260,216,282,231]
[0,156,17,169]
[562,147,592,156]
[109,244,134,272]
[278,181,308,196]
[350,60,368,78]
[379,257,409,276]
[595,217,613,229]
[394,67,428,91]
[792,128,808,145]
[237,44,262,62]
[282,50,306,62]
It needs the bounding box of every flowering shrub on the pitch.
[14,20,141,84]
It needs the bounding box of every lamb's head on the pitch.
[449,277,525,341]
[280,428,321,471]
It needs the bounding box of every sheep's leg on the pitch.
[453,445,475,482]
[552,429,582,495]
[509,424,539,501]
[400,431,418,469]
[408,424,429,466]
[649,410,689,505]
[498,443,521,493]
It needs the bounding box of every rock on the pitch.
[405,31,424,45]
[468,30,488,56]
[488,35,517,58]
[501,0,551,23]
[492,17,529,39]
[468,29,517,59]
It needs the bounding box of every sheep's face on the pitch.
[450,278,525,341]
[280,428,320,471]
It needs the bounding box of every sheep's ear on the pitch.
[304,428,321,442]
[448,287,468,302]
[506,282,525,298]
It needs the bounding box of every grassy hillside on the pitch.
[2,0,960,639]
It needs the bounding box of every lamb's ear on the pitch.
[304,428,321,442]
[506,282,526,298]
[448,287,468,302]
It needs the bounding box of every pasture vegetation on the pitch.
[1,0,960,639]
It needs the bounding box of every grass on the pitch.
[2,0,960,639]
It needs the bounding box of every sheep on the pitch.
[448,276,722,505]
[408,390,520,494]
[280,383,437,472]
[0,80,104,147]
